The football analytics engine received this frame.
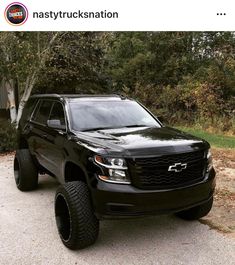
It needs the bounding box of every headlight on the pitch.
[94,155,127,169]
[94,155,130,184]
[206,149,213,172]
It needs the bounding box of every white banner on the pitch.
[0,0,234,31]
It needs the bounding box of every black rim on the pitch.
[14,157,20,185]
[55,194,71,241]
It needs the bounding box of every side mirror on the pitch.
[47,119,66,130]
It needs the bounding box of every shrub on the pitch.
[193,83,225,124]
[0,121,17,153]
[124,81,235,134]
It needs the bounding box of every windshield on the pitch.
[69,100,161,131]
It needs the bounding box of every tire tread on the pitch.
[14,149,38,191]
[55,181,99,249]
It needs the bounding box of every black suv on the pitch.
[14,94,216,249]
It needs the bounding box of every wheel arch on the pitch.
[18,136,29,149]
[64,161,88,184]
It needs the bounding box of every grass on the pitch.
[176,126,235,149]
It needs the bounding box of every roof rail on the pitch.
[113,92,127,100]
[29,93,129,100]
[30,94,61,98]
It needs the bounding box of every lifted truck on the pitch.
[14,94,216,249]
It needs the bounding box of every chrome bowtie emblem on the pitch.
[168,163,187,172]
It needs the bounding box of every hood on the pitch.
[73,126,209,156]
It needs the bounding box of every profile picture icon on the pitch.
[5,2,28,26]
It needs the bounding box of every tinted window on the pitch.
[32,100,52,125]
[20,98,37,126]
[69,100,161,131]
[31,100,41,121]
[49,102,66,126]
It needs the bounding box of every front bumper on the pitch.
[91,168,216,219]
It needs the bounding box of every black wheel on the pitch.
[14,149,38,191]
[176,197,213,220]
[55,181,99,250]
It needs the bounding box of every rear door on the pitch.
[28,99,54,171]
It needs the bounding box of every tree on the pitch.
[1,31,234,131]
[0,32,60,125]
[0,32,107,126]
[104,32,196,90]
[35,32,106,94]
[105,32,235,96]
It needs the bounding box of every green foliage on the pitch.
[0,32,107,97]
[124,78,235,133]
[35,32,106,93]
[105,32,235,133]
[193,83,224,120]
[106,32,235,91]
[105,32,200,89]
[0,121,17,152]
[0,31,235,134]
[0,32,55,93]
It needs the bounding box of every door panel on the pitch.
[44,102,67,180]
[28,100,67,180]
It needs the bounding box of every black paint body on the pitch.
[17,94,216,219]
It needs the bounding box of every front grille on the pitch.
[128,150,206,190]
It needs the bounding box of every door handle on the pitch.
[58,130,66,136]
[42,134,48,139]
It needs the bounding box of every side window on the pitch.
[31,100,41,121]
[32,100,52,125]
[49,102,66,126]
[20,98,36,126]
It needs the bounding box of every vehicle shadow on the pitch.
[37,174,59,191]
[97,215,196,246]
[73,214,204,264]
[37,174,207,261]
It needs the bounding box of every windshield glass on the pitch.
[69,100,161,131]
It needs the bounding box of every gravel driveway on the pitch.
[0,154,235,265]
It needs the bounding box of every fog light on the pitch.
[109,169,126,180]
[98,169,130,184]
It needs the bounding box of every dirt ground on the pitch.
[1,148,235,239]
[200,148,235,238]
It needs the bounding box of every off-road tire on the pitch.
[14,149,38,191]
[55,181,99,250]
[176,197,213,220]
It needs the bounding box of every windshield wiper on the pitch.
[81,125,150,132]
[124,125,149,128]
[81,126,121,132]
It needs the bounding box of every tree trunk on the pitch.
[16,73,37,127]
[5,79,17,124]
[15,32,60,127]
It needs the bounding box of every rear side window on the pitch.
[49,102,66,126]
[32,100,52,125]
[20,98,37,126]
